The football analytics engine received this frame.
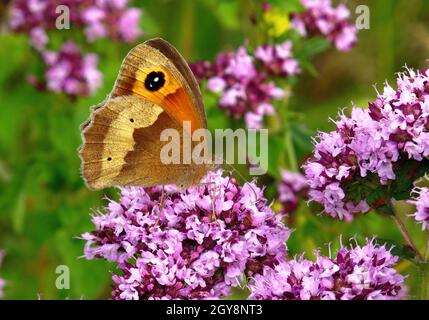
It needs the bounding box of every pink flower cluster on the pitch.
[409,187,429,231]
[34,41,102,96]
[255,41,301,77]
[291,0,357,52]
[191,41,300,129]
[82,0,142,43]
[9,0,142,50]
[304,67,429,220]
[8,0,143,97]
[277,170,308,216]
[248,238,405,300]
[82,170,291,300]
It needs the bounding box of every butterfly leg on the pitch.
[209,181,218,220]
[198,181,218,220]
[154,186,166,227]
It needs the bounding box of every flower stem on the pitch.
[418,262,429,300]
[391,214,423,261]
[421,234,429,299]
[424,233,429,262]
[285,128,298,172]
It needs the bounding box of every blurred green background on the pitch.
[1,0,429,299]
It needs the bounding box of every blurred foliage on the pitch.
[0,0,429,299]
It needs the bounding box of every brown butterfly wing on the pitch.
[111,37,207,132]
[80,95,208,190]
[80,38,211,190]
[145,38,207,128]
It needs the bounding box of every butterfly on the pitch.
[79,38,214,190]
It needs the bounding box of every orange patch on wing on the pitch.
[131,67,202,132]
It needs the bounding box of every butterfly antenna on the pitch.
[225,170,232,190]
[213,154,259,203]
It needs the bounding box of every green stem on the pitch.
[285,128,298,172]
[418,262,429,300]
[391,214,423,261]
[424,233,429,262]
[420,233,429,300]
[179,0,195,58]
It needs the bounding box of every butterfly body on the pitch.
[79,38,211,190]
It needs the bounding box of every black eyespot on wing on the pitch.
[144,71,165,91]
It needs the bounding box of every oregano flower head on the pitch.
[82,170,291,300]
[248,238,406,300]
[304,67,429,220]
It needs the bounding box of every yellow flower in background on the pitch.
[263,8,290,37]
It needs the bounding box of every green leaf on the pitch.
[269,0,304,12]
[366,186,386,206]
[391,159,429,201]
[295,37,331,60]
[11,191,26,233]
[366,185,394,215]
[344,174,394,214]
[344,176,373,204]
[291,123,313,157]
[202,0,240,31]
[376,204,394,216]
[298,60,319,77]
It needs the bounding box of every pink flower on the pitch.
[409,187,429,231]
[29,26,48,51]
[291,0,357,52]
[255,41,301,77]
[9,0,142,97]
[43,41,102,96]
[118,8,142,43]
[304,67,429,220]
[10,0,143,44]
[82,170,291,300]
[191,42,294,129]
[207,77,226,93]
[248,238,406,300]
[277,170,308,216]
